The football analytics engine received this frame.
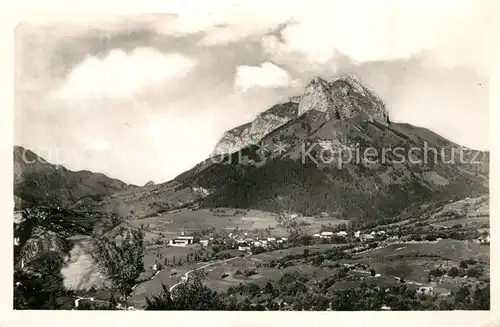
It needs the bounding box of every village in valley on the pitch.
[13,6,491,312]
[118,194,490,310]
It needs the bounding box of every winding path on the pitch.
[73,256,239,309]
[169,257,238,294]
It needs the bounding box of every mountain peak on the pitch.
[309,76,329,84]
[298,74,389,125]
[144,180,155,187]
[213,75,390,155]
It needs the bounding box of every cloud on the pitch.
[260,1,493,76]
[234,62,297,92]
[51,47,197,99]
[85,138,111,151]
[155,6,291,45]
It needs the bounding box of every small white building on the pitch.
[169,235,195,247]
[238,245,251,252]
[355,231,361,238]
[200,239,210,247]
[370,231,376,236]
[377,231,386,235]
[313,233,321,238]
[478,235,490,244]
[169,239,189,247]
[267,237,276,242]
[320,231,334,238]
[361,234,375,241]
[336,231,348,237]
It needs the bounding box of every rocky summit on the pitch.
[213,75,389,155]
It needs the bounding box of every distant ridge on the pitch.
[13,145,136,209]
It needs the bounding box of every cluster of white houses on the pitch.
[312,230,386,241]
[235,236,288,252]
[312,231,348,239]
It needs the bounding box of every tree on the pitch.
[472,284,490,310]
[425,234,437,242]
[370,268,376,277]
[91,226,145,307]
[467,267,482,278]
[454,286,470,303]
[251,246,266,255]
[447,267,460,278]
[311,255,324,267]
[145,270,226,310]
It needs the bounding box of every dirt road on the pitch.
[168,257,238,294]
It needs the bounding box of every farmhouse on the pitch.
[169,235,195,247]
[320,231,334,238]
[238,243,251,252]
[477,235,490,244]
[417,286,434,296]
[360,234,375,241]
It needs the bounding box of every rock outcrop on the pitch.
[212,102,298,155]
[297,75,389,125]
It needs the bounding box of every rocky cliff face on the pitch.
[213,74,389,155]
[212,102,299,155]
[298,75,389,125]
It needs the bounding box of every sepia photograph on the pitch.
[10,1,495,315]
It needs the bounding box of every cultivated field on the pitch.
[123,208,349,243]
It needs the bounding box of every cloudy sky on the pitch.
[15,2,493,185]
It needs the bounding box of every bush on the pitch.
[311,255,324,267]
[243,269,258,277]
[447,267,460,277]
[467,267,482,278]
[412,234,422,242]
[429,268,445,277]
[251,246,266,255]
[425,234,437,242]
